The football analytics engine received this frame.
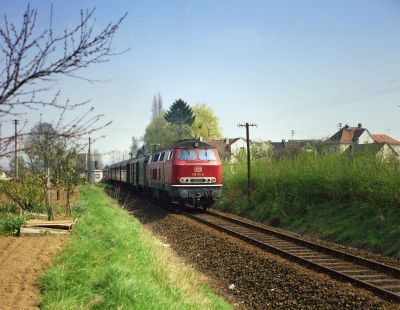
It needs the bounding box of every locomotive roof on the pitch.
[154,140,213,152]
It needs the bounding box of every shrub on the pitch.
[0,213,28,236]
[0,176,45,212]
[0,203,18,214]
[219,152,400,222]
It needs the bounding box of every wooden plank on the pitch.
[24,219,76,230]
[19,226,71,236]
[26,219,76,225]
[26,212,48,220]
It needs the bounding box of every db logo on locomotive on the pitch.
[194,166,203,172]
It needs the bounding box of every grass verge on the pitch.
[217,154,400,257]
[39,184,230,309]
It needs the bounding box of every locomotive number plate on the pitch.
[194,166,202,173]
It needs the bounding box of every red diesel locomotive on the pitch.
[106,140,222,209]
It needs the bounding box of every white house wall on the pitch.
[358,130,375,144]
[230,139,247,154]
[390,144,400,156]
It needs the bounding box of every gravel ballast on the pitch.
[118,192,398,309]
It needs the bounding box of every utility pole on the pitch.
[337,122,342,130]
[14,120,18,181]
[238,122,257,202]
[291,129,295,141]
[87,137,91,183]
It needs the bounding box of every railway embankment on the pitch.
[218,153,400,258]
[39,184,229,309]
[112,186,395,309]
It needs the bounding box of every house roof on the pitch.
[227,137,245,145]
[326,126,366,144]
[372,134,400,145]
[203,139,229,150]
[270,142,286,151]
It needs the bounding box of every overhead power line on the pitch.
[263,77,400,121]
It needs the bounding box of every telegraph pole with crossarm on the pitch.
[238,122,257,202]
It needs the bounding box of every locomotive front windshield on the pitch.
[178,149,197,160]
[178,149,216,161]
[198,149,216,160]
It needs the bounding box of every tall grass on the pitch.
[218,153,400,257]
[39,185,230,309]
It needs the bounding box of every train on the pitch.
[105,139,223,209]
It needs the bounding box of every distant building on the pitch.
[268,139,323,158]
[77,152,104,182]
[372,134,400,155]
[322,123,375,154]
[344,142,397,160]
[92,169,104,183]
[321,123,400,158]
[204,137,247,160]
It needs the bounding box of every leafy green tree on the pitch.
[144,113,177,152]
[164,99,195,140]
[192,104,223,139]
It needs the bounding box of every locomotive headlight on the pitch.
[211,178,216,183]
[179,177,186,183]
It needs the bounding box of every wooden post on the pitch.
[238,122,257,203]
[46,168,53,220]
[14,119,18,181]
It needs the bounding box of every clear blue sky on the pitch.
[2,0,400,163]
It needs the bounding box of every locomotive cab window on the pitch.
[167,150,173,160]
[199,149,216,160]
[153,153,160,162]
[178,149,196,160]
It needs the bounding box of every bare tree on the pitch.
[0,5,127,115]
[0,5,126,157]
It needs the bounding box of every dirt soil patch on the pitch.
[0,235,69,310]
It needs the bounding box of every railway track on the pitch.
[183,208,400,303]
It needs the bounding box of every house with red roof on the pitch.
[322,123,399,158]
[322,123,375,153]
[372,134,400,155]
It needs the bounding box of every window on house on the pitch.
[167,150,173,160]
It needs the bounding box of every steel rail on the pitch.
[183,209,400,303]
